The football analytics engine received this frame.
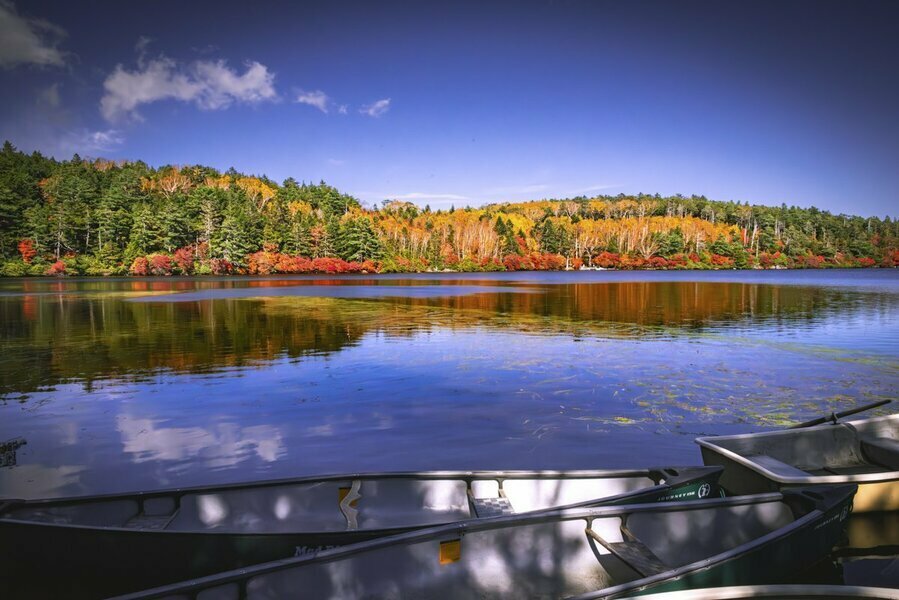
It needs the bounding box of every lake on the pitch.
[1,269,897,587]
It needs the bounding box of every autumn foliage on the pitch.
[18,239,36,263]
[46,260,66,276]
[0,142,894,276]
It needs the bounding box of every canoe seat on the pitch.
[749,454,810,478]
[861,437,899,470]
[468,494,515,518]
[585,527,668,578]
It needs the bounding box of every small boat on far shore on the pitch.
[697,412,899,512]
[0,465,720,599]
[111,485,857,600]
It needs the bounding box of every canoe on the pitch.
[696,413,899,512]
[619,584,899,599]
[112,484,856,600]
[0,465,720,598]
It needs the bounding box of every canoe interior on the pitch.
[153,498,800,600]
[698,415,899,498]
[3,474,661,533]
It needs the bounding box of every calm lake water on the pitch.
[1,269,897,587]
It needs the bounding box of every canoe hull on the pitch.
[0,467,720,599]
[111,486,856,600]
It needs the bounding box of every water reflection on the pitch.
[1,274,896,398]
[116,416,284,468]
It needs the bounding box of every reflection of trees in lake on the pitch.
[1,280,893,398]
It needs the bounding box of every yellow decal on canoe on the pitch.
[439,539,461,565]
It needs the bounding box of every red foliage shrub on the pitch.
[540,253,566,270]
[148,254,173,276]
[857,257,876,267]
[18,239,37,264]
[358,260,380,273]
[210,258,234,275]
[571,257,584,270]
[617,255,646,270]
[312,257,341,273]
[762,252,792,268]
[130,256,149,276]
[503,254,524,271]
[441,246,460,266]
[667,254,688,267]
[647,256,669,269]
[386,256,429,272]
[796,255,825,269]
[274,255,313,273]
[593,252,621,268]
[247,250,278,275]
[173,246,194,274]
[46,260,66,276]
[710,254,734,267]
[501,252,565,271]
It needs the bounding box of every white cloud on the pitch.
[337,104,348,115]
[0,1,66,68]
[100,54,277,122]
[327,158,345,166]
[295,89,330,113]
[83,129,124,150]
[62,128,125,153]
[360,97,390,117]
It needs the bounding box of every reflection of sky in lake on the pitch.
[0,269,897,501]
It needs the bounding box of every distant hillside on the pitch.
[1,142,896,276]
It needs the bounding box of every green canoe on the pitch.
[111,484,855,600]
[0,465,720,598]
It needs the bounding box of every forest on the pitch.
[0,141,896,276]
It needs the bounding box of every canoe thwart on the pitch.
[749,454,812,478]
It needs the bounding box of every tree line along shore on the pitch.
[1,142,896,277]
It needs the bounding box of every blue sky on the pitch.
[1,0,897,216]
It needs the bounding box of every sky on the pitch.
[1,0,897,217]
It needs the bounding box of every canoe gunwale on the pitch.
[0,466,722,536]
[0,465,714,508]
[108,491,803,600]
